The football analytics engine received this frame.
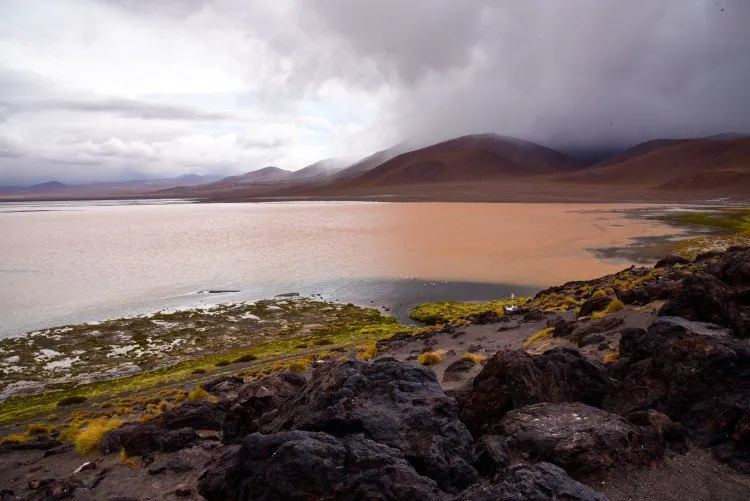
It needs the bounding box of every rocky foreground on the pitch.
[1,247,750,500]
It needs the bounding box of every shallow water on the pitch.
[0,201,682,336]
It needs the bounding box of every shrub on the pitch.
[191,368,207,375]
[232,354,258,363]
[524,327,555,350]
[214,360,231,367]
[461,352,486,365]
[356,341,377,361]
[591,289,607,299]
[187,386,210,402]
[287,359,310,373]
[25,423,56,435]
[0,433,28,444]
[120,449,141,468]
[57,395,87,407]
[74,417,123,454]
[418,350,444,366]
[47,414,59,422]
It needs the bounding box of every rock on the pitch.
[197,431,448,501]
[471,435,508,476]
[174,484,192,497]
[458,348,610,435]
[578,334,605,348]
[0,439,61,454]
[469,310,503,324]
[708,247,750,287]
[43,444,72,457]
[523,310,546,321]
[501,402,664,481]
[495,320,520,331]
[655,254,690,268]
[467,344,483,353]
[443,359,476,383]
[570,316,623,341]
[236,371,306,403]
[455,462,607,501]
[626,409,688,454]
[73,462,96,474]
[604,321,750,419]
[151,401,227,431]
[547,315,577,337]
[202,376,245,399]
[683,391,750,472]
[265,359,478,492]
[659,273,748,337]
[615,277,683,306]
[578,296,613,318]
[101,424,198,456]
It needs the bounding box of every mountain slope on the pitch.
[339,134,576,188]
[212,167,292,186]
[559,136,750,192]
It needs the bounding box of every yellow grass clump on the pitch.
[591,299,625,320]
[356,341,378,361]
[524,327,556,350]
[120,449,141,468]
[418,350,445,366]
[603,352,620,363]
[74,417,123,454]
[187,386,211,402]
[287,358,311,373]
[461,352,486,365]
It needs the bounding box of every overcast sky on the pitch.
[1,0,748,184]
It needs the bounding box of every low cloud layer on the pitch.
[0,0,748,184]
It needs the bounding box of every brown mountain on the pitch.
[559,136,750,193]
[338,134,576,188]
[211,166,292,187]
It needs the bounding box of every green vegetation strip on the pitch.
[410,298,527,325]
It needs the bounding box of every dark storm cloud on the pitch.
[299,0,750,150]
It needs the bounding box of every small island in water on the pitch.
[0,207,748,500]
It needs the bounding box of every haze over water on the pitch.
[0,201,681,336]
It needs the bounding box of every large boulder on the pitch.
[151,401,227,431]
[455,462,607,501]
[683,391,750,473]
[197,431,448,501]
[500,402,664,481]
[604,321,750,418]
[265,358,478,493]
[659,272,749,337]
[578,296,614,318]
[101,423,198,456]
[222,371,308,444]
[458,348,611,435]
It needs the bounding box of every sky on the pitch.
[0,0,748,185]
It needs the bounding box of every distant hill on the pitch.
[212,167,292,186]
[330,143,416,182]
[559,136,750,193]
[29,180,67,191]
[338,134,576,188]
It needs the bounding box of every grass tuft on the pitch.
[603,352,620,363]
[187,386,211,402]
[461,352,486,365]
[74,417,123,454]
[417,350,444,366]
[524,327,556,350]
[57,395,87,407]
[356,341,378,361]
[410,298,527,325]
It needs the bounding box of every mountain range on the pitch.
[1,133,748,202]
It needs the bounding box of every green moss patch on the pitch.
[410,298,528,325]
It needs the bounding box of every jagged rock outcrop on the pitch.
[500,402,664,481]
[197,431,448,501]
[150,401,228,431]
[455,462,608,501]
[263,358,478,492]
[458,348,611,435]
[100,424,198,456]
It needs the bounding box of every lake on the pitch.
[0,201,683,337]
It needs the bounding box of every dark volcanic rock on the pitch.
[570,316,624,341]
[458,348,610,435]
[197,431,448,501]
[708,247,750,287]
[101,424,198,456]
[605,321,750,418]
[203,375,245,399]
[469,310,503,324]
[471,435,508,477]
[626,409,688,454]
[578,334,606,348]
[455,462,607,501]
[654,254,690,268]
[151,401,227,431]
[547,315,577,338]
[659,272,749,337]
[221,371,308,444]
[578,296,613,318]
[501,402,664,481]
[0,439,61,454]
[523,309,546,321]
[683,391,750,472]
[265,359,478,492]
